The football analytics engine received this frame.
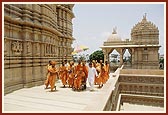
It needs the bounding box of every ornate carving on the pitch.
[150,86,154,92]
[129,85,132,91]
[155,87,160,93]
[34,43,40,56]
[4,4,75,95]
[11,41,23,55]
[134,85,138,91]
[27,42,32,55]
[138,77,142,82]
[101,14,160,69]
[139,86,143,92]
[128,76,132,81]
[45,44,51,55]
[150,78,154,82]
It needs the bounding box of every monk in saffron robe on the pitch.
[73,60,85,91]
[48,61,58,92]
[100,64,107,84]
[82,61,88,90]
[104,61,110,82]
[44,60,52,89]
[96,60,103,68]
[93,61,101,86]
[95,63,105,87]
[67,61,75,88]
[59,62,68,87]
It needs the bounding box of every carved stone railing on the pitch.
[118,69,164,96]
[87,67,164,111]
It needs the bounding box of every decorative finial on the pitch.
[112,27,117,34]
[143,13,147,21]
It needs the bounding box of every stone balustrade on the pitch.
[86,67,164,111]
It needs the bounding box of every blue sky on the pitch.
[72,3,165,55]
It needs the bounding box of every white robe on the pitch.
[88,67,98,84]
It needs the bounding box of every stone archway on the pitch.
[122,48,132,68]
[103,47,129,66]
[109,49,120,65]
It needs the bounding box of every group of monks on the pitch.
[44,59,110,92]
[93,60,110,87]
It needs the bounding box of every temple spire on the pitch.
[142,13,147,22]
[112,27,117,34]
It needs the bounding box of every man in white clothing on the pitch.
[88,62,98,91]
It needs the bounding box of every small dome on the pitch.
[107,28,122,42]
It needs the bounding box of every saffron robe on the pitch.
[59,65,68,86]
[48,66,58,91]
[67,65,75,87]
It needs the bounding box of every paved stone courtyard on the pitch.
[4,73,117,112]
[3,72,165,113]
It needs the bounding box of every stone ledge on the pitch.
[84,73,118,111]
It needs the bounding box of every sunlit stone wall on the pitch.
[4,4,75,94]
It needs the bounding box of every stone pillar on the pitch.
[4,38,9,57]
[116,48,123,66]
[62,10,66,33]
[22,57,34,88]
[57,8,62,31]
[103,49,107,62]
[60,9,63,32]
[131,48,135,68]
[31,28,43,86]
[21,26,33,88]
[120,53,123,65]
[40,32,46,81]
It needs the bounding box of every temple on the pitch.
[4,4,75,94]
[101,14,160,69]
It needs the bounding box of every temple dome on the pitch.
[131,14,159,44]
[107,28,122,42]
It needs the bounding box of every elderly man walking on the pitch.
[88,62,98,91]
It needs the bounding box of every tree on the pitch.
[159,58,164,69]
[79,54,86,61]
[159,58,164,64]
[89,50,104,62]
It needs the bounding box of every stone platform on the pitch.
[3,73,117,112]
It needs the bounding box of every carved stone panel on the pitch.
[26,42,32,56]
[11,41,23,56]
[34,43,40,56]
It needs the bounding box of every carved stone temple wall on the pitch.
[4,4,75,94]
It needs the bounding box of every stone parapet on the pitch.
[85,68,164,111]
[116,94,164,111]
